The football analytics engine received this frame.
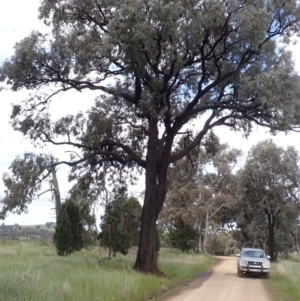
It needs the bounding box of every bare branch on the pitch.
[37,189,53,197]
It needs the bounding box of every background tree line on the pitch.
[159,137,300,261]
[1,136,300,262]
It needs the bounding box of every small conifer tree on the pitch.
[99,196,142,257]
[53,200,84,256]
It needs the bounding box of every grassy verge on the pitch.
[268,256,300,301]
[0,241,215,301]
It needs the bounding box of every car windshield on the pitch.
[242,250,265,258]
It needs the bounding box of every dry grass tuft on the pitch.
[275,263,287,276]
[0,247,18,256]
[51,263,63,271]
[61,281,71,295]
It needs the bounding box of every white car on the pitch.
[236,248,270,278]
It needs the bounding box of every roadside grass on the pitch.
[268,258,300,301]
[0,241,215,301]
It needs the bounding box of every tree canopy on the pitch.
[1,0,300,273]
[237,140,300,261]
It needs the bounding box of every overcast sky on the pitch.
[1,1,300,225]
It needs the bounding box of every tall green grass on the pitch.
[268,257,300,301]
[0,241,214,301]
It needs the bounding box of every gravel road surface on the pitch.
[164,256,273,301]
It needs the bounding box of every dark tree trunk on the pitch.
[134,119,171,274]
[267,213,276,262]
[134,193,160,273]
[108,225,112,258]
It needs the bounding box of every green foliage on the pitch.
[168,220,199,253]
[53,200,85,256]
[99,195,142,256]
[0,153,55,219]
[275,207,298,254]
[161,138,241,253]
[224,235,238,256]
[236,140,300,260]
[65,187,98,248]
[77,201,97,247]
[209,232,238,256]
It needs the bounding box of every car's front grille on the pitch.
[248,261,262,266]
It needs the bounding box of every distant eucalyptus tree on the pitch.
[161,136,240,252]
[0,153,61,221]
[1,0,300,273]
[238,140,300,261]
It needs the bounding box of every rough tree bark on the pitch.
[134,119,171,273]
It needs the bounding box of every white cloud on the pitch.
[214,125,300,158]
[0,0,46,62]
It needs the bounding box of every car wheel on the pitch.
[265,273,269,279]
[238,270,243,277]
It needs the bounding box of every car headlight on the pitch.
[262,261,270,268]
[240,259,248,265]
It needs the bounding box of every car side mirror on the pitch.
[236,253,240,257]
[267,255,271,260]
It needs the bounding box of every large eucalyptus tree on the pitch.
[1,0,300,273]
[238,140,300,261]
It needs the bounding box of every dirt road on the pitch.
[164,256,273,301]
